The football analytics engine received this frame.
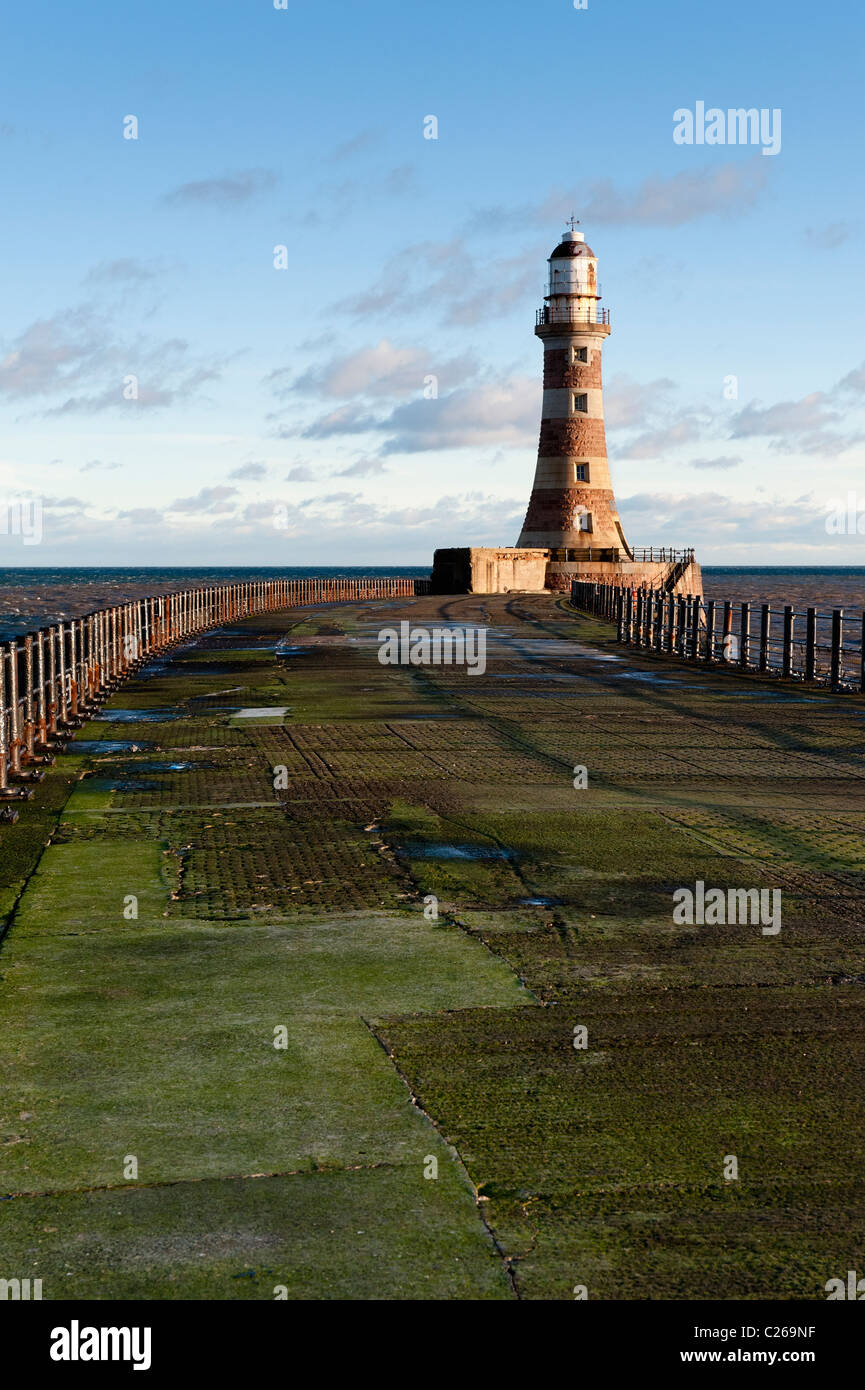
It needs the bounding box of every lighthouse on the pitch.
[516,224,631,592]
[430,220,701,600]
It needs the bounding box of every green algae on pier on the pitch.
[1,593,864,1299]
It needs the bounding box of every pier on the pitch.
[1,590,863,1299]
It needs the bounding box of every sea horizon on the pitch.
[1,563,865,642]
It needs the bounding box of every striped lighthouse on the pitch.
[517,224,630,592]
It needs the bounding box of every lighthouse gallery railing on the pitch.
[536,306,611,326]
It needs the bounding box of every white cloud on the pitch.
[688,456,741,470]
[730,392,862,456]
[0,304,224,416]
[163,169,277,206]
[228,461,268,480]
[285,340,478,400]
[295,375,539,455]
[540,159,770,227]
[168,485,238,514]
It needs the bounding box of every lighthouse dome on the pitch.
[549,229,595,259]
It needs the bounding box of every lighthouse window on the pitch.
[575,463,589,482]
[573,393,588,413]
[571,346,588,364]
[579,511,594,532]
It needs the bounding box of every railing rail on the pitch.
[0,576,431,801]
[536,306,610,326]
[570,579,865,694]
[630,547,695,564]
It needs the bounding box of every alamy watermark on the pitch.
[0,498,42,545]
[377,621,486,675]
[825,1269,865,1299]
[673,102,781,156]
[825,491,865,535]
[50,1323,151,1370]
[673,880,781,935]
[0,1277,42,1300]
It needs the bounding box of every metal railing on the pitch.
[536,306,611,326]
[630,547,695,564]
[549,546,623,563]
[570,580,865,693]
[0,575,430,801]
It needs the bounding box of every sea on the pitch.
[0,567,430,641]
[0,565,863,642]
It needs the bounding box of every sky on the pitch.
[1,0,864,567]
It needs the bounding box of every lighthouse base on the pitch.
[431,547,703,599]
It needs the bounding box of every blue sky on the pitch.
[2,0,864,565]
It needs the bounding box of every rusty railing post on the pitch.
[57,622,69,725]
[705,599,715,662]
[23,635,35,758]
[740,602,750,669]
[806,608,817,682]
[36,629,48,743]
[721,600,733,663]
[830,609,843,690]
[8,642,22,774]
[69,620,79,716]
[759,604,771,672]
[689,596,700,660]
[782,605,794,679]
[0,648,8,794]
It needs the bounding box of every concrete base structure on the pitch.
[431,547,703,599]
[430,548,549,595]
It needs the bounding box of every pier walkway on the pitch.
[1,593,863,1298]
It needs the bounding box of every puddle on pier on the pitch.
[234,706,290,719]
[708,692,829,704]
[487,638,623,663]
[172,663,252,676]
[607,671,715,689]
[135,760,208,773]
[86,776,161,793]
[397,841,517,862]
[70,740,152,755]
[188,704,245,711]
[188,687,245,703]
[84,760,210,790]
[99,708,181,723]
[608,672,832,701]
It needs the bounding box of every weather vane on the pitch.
[567,215,580,232]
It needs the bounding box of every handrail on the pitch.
[569,579,865,694]
[630,547,695,563]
